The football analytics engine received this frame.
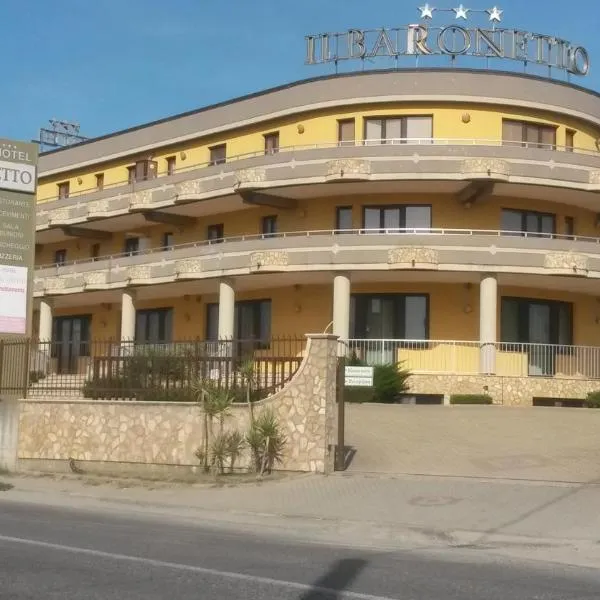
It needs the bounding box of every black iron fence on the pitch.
[1,337,306,401]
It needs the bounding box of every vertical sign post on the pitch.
[0,138,39,397]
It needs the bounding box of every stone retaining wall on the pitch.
[409,374,599,405]
[17,334,337,474]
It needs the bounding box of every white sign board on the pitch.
[345,365,374,387]
[0,265,27,334]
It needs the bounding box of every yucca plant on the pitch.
[209,432,229,475]
[226,430,246,473]
[246,409,287,475]
[237,359,257,423]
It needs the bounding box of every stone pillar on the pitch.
[479,274,497,374]
[218,279,235,340]
[120,291,136,346]
[38,299,53,342]
[332,273,351,357]
[0,398,19,471]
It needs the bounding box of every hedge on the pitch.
[449,394,493,405]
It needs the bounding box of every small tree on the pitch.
[246,409,287,475]
[237,359,257,424]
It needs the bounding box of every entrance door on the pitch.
[53,316,91,374]
[528,303,553,376]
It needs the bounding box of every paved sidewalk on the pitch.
[3,471,600,570]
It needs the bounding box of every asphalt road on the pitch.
[1,501,600,599]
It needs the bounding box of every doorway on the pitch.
[52,315,91,374]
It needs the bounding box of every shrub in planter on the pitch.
[584,391,600,408]
[82,377,136,400]
[343,356,410,403]
[450,394,493,405]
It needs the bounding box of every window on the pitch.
[565,216,575,239]
[95,173,104,191]
[57,182,70,199]
[335,206,353,232]
[135,308,173,345]
[207,223,224,242]
[206,303,219,341]
[90,243,100,260]
[261,215,277,237]
[337,119,355,146]
[502,119,557,149]
[166,156,176,176]
[501,297,573,376]
[501,209,555,237]
[363,205,431,231]
[54,249,67,265]
[162,232,174,250]
[350,294,429,339]
[209,144,226,166]
[364,116,432,145]
[264,132,280,155]
[206,300,272,344]
[565,129,575,152]
[51,316,92,370]
[127,160,157,183]
[124,237,140,255]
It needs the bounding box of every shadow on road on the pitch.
[299,557,368,599]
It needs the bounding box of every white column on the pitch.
[218,279,235,340]
[479,274,498,374]
[120,291,136,343]
[333,273,351,357]
[38,299,53,342]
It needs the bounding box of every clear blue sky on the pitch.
[2,0,599,142]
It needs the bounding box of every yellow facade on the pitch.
[32,68,600,387]
[36,102,600,203]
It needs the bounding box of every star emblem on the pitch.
[453,4,469,19]
[418,3,435,19]
[486,6,503,22]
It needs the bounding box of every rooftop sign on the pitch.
[305,4,590,77]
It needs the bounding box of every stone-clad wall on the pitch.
[409,374,600,405]
[17,334,338,474]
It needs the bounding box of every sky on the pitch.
[1,0,599,143]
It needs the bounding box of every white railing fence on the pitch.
[341,339,600,380]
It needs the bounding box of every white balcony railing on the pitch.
[37,137,600,203]
[343,339,600,380]
[35,227,600,272]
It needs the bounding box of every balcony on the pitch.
[35,138,600,236]
[33,228,600,297]
[345,339,600,379]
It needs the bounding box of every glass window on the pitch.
[135,308,173,344]
[565,129,575,152]
[337,119,355,146]
[57,182,70,199]
[54,249,67,265]
[209,144,226,166]
[162,232,174,250]
[501,298,572,345]
[364,116,433,145]
[90,243,100,260]
[166,156,176,176]
[565,216,575,239]
[405,206,432,229]
[124,237,140,255]
[363,206,432,231]
[502,119,556,149]
[206,303,219,340]
[207,224,224,242]
[501,209,555,237]
[405,116,433,143]
[335,206,353,231]
[264,132,279,155]
[261,216,277,236]
[351,294,429,339]
[95,173,104,191]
